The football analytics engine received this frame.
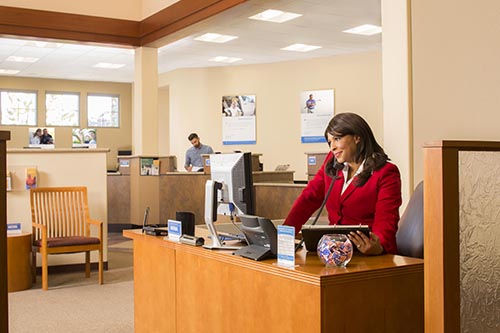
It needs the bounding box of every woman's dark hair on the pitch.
[324,112,389,186]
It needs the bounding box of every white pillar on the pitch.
[133,47,159,155]
[381,0,413,206]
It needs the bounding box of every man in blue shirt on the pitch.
[305,94,316,113]
[184,133,214,171]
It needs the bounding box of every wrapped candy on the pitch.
[317,234,353,267]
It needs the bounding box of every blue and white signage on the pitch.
[168,219,182,241]
[277,225,296,267]
[300,89,334,144]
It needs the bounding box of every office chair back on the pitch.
[396,181,424,258]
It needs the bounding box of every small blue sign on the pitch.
[222,140,257,145]
[301,136,327,144]
[277,225,296,267]
[205,159,210,166]
[168,220,182,241]
[308,156,317,165]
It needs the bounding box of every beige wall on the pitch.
[7,149,109,265]
[0,0,142,20]
[411,0,500,183]
[0,0,179,20]
[0,76,132,171]
[159,51,383,181]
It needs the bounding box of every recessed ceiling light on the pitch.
[93,62,125,69]
[343,24,382,36]
[249,9,302,23]
[0,69,20,75]
[194,33,238,43]
[280,44,322,52]
[208,56,242,63]
[30,41,63,48]
[6,56,39,63]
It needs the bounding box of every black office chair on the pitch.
[396,181,424,258]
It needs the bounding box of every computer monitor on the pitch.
[203,152,255,250]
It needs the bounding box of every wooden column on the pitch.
[0,131,11,333]
[423,140,500,332]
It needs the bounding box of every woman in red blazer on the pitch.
[284,113,402,255]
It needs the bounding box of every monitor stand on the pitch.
[202,217,243,251]
[234,245,272,261]
[203,179,243,250]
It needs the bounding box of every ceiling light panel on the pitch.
[93,63,125,69]
[194,33,238,43]
[208,56,242,63]
[249,9,302,23]
[342,24,382,36]
[6,56,39,63]
[280,44,322,52]
[0,69,20,75]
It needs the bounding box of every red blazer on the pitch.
[284,152,402,254]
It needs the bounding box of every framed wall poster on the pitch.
[28,127,55,148]
[222,95,256,145]
[300,89,334,143]
[72,128,97,148]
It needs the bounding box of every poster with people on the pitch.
[300,89,334,143]
[72,128,97,148]
[28,127,55,148]
[222,95,256,145]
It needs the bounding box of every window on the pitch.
[45,92,80,126]
[87,94,119,127]
[0,90,37,125]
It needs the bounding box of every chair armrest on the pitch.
[32,222,47,246]
[32,222,45,230]
[87,219,103,226]
[87,219,103,241]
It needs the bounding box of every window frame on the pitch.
[0,89,38,126]
[87,93,120,128]
[44,91,81,127]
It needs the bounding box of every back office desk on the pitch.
[123,229,423,333]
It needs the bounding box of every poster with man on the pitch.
[300,89,334,143]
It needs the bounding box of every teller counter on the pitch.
[124,228,424,333]
[107,171,297,228]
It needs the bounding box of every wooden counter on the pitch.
[7,233,32,292]
[124,229,424,333]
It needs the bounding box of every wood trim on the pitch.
[140,0,246,46]
[0,5,140,46]
[423,144,470,333]
[0,131,11,333]
[440,147,460,332]
[0,0,247,47]
[423,140,500,150]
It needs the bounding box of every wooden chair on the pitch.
[30,186,103,290]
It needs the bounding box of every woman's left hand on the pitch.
[348,231,384,255]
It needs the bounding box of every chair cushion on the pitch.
[34,236,100,248]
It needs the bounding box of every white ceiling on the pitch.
[0,0,381,83]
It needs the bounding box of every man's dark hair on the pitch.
[188,133,199,141]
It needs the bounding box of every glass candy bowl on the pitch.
[317,234,353,267]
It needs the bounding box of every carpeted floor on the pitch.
[8,233,134,333]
